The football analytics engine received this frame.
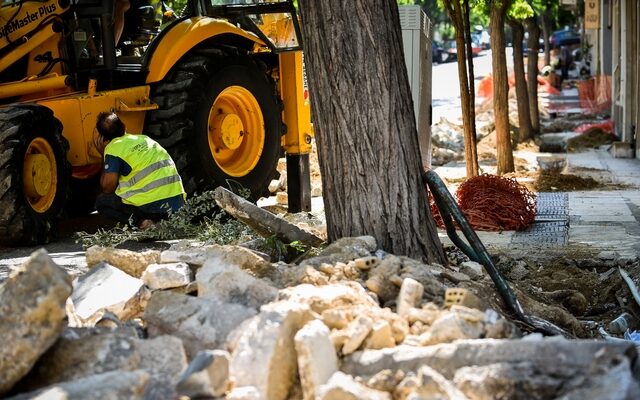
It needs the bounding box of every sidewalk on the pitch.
[437,148,640,259]
[437,80,640,260]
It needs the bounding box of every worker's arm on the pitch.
[100,171,119,193]
[100,153,126,193]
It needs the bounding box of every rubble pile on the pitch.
[2,238,639,400]
[430,97,523,167]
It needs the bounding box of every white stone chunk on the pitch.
[70,262,149,325]
[396,278,424,317]
[342,316,373,355]
[318,372,391,400]
[294,320,338,400]
[142,262,192,290]
[230,302,314,400]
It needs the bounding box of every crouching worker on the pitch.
[94,112,185,230]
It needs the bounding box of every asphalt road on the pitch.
[431,48,513,123]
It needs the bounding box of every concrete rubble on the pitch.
[1,239,639,400]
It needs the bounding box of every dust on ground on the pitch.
[567,128,618,152]
[534,171,601,191]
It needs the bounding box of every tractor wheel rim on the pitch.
[207,86,265,177]
[23,137,57,213]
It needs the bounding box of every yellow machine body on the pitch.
[0,0,312,245]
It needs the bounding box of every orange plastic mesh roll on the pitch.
[430,174,537,232]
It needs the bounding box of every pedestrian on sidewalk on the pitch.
[559,45,572,85]
[94,112,186,229]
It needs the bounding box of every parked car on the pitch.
[443,39,481,62]
[473,27,491,49]
[523,36,545,56]
[432,41,445,64]
[549,29,580,48]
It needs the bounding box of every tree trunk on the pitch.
[542,8,553,66]
[297,0,446,264]
[443,0,478,178]
[508,20,533,142]
[490,2,514,174]
[525,16,541,135]
[461,0,479,177]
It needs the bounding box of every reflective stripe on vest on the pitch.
[117,159,174,189]
[105,134,185,207]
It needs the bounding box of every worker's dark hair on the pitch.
[96,112,126,141]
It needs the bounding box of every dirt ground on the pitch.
[430,118,638,339]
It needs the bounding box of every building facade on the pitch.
[586,0,639,158]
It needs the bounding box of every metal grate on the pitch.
[535,192,569,221]
[511,192,569,246]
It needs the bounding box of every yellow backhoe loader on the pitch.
[0,0,312,246]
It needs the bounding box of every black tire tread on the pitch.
[0,105,70,246]
[146,47,283,199]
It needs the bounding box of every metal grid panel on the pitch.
[511,192,569,246]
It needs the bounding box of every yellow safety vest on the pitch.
[105,134,185,207]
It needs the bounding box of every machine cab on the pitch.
[66,0,302,89]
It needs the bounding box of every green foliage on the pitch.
[508,0,534,20]
[75,190,257,249]
[75,221,142,248]
[255,236,312,262]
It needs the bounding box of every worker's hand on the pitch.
[94,134,108,156]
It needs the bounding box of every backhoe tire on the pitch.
[146,48,283,200]
[0,105,70,246]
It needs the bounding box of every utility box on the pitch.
[399,5,433,168]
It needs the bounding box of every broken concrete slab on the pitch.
[176,349,231,398]
[226,386,261,400]
[299,236,378,268]
[5,370,150,400]
[141,262,192,290]
[394,365,469,400]
[294,320,338,400]
[277,282,379,314]
[230,301,315,400]
[364,320,396,350]
[14,331,140,391]
[144,291,256,358]
[86,246,160,278]
[342,316,374,355]
[342,338,638,380]
[15,331,186,400]
[0,250,72,395]
[317,372,391,400]
[68,262,149,326]
[196,259,278,310]
[396,278,424,317]
[136,335,188,400]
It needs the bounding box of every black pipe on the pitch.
[423,169,570,337]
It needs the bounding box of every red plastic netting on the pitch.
[578,75,612,114]
[430,174,537,232]
[574,119,615,135]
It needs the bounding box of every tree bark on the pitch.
[490,1,514,174]
[508,20,533,143]
[297,0,446,264]
[213,187,324,247]
[525,16,541,135]
[461,0,478,177]
[542,6,553,66]
[443,0,478,178]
